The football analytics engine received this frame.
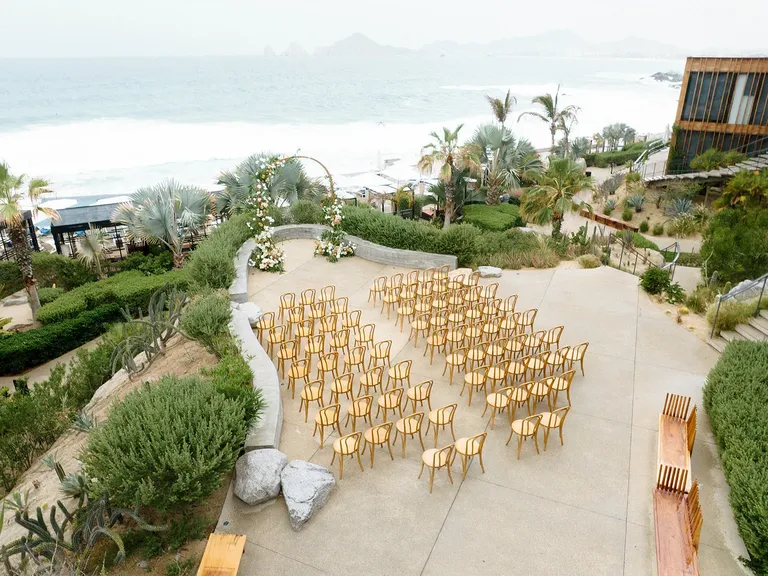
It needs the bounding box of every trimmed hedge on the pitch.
[186,213,252,291]
[463,204,524,231]
[0,252,96,298]
[583,142,649,168]
[703,341,768,575]
[701,208,768,284]
[36,269,189,325]
[0,304,121,376]
[662,250,703,267]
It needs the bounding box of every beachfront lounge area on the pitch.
[216,238,746,576]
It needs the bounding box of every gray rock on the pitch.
[238,301,263,326]
[280,460,335,531]
[233,449,288,505]
[2,296,27,307]
[478,266,502,278]
[136,561,149,569]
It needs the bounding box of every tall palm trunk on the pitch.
[550,125,557,153]
[443,181,455,229]
[9,223,41,317]
[172,250,185,270]
[551,214,564,239]
[486,184,500,206]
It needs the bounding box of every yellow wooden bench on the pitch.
[197,533,246,576]
[658,393,697,493]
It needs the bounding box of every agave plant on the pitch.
[76,225,108,278]
[626,194,645,213]
[665,197,693,218]
[72,409,97,433]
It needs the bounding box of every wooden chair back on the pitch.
[544,325,564,346]
[318,404,341,426]
[428,444,454,468]
[662,392,692,420]
[349,395,373,416]
[367,421,393,444]
[334,296,349,314]
[279,292,296,311]
[406,270,420,286]
[570,341,589,361]
[320,285,336,303]
[687,405,697,454]
[436,264,450,280]
[320,313,338,334]
[462,432,487,457]
[333,372,354,393]
[300,288,316,307]
[373,339,392,359]
[520,308,538,328]
[656,464,688,493]
[391,359,412,378]
[687,479,703,551]
[358,323,375,345]
[335,432,362,455]
[341,309,361,331]
[501,294,518,313]
[432,403,457,425]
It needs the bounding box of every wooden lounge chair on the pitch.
[197,533,246,576]
[658,393,697,493]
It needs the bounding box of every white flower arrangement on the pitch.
[314,190,355,263]
[245,159,286,273]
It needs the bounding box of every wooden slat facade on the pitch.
[670,57,768,170]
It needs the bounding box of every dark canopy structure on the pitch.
[0,210,39,261]
[49,203,128,257]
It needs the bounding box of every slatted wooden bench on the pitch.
[658,393,697,493]
[653,465,703,576]
[197,533,246,576]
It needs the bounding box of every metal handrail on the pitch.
[709,273,768,339]
[605,232,679,280]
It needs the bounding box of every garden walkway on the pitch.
[218,239,747,576]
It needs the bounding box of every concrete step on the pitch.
[761,310,768,322]
[720,330,745,343]
[707,337,728,354]
[749,315,768,337]
[734,323,768,342]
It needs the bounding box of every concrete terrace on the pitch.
[217,239,748,576]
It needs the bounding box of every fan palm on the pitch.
[518,85,580,152]
[77,225,108,278]
[0,162,55,318]
[486,90,516,127]
[113,180,211,269]
[520,158,593,238]
[418,125,466,228]
[216,153,323,216]
[570,137,591,160]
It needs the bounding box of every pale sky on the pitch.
[1,0,765,57]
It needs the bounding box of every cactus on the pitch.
[41,454,67,483]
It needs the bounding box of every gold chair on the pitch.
[396,297,416,332]
[507,354,530,383]
[362,421,394,468]
[387,273,404,291]
[278,292,296,322]
[329,328,351,358]
[266,325,286,358]
[500,312,520,338]
[506,413,543,459]
[405,269,420,288]
[564,342,589,376]
[481,317,502,342]
[447,273,465,291]
[483,385,513,429]
[505,332,526,358]
[343,345,367,373]
[543,325,564,349]
[356,323,375,349]
[333,296,349,315]
[447,304,467,327]
[466,342,488,371]
[424,328,447,365]
[286,358,310,400]
[453,432,487,480]
[500,294,518,315]
[299,379,324,423]
[304,333,325,364]
[465,270,481,287]
[300,288,316,308]
[331,432,363,480]
[308,301,326,323]
[445,323,467,354]
[417,279,434,299]
[544,345,570,376]
[419,267,436,284]
[429,309,449,333]
[486,337,507,366]
[461,365,489,407]
[431,293,448,313]
[358,365,384,396]
[319,313,338,339]
[522,330,545,354]
[295,319,314,346]
[407,379,433,413]
[387,359,412,390]
[481,298,501,320]
[376,387,404,422]
[340,309,361,335]
[276,338,299,378]
[313,404,341,448]
[486,359,509,392]
[286,305,304,336]
[528,376,552,411]
[368,276,387,305]
[368,340,392,369]
[381,286,401,319]
[432,277,448,295]
[539,406,570,451]
[463,285,481,305]
[345,395,373,432]
[316,351,339,381]
[443,347,467,386]
[464,321,484,347]
[435,264,450,281]
[508,382,532,422]
[414,294,432,316]
[418,444,454,494]
[448,287,467,309]
[518,308,538,333]
[527,350,551,379]
[319,285,336,306]
[393,412,425,458]
[549,369,576,407]
[329,372,355,404]
[426,404,457,447]
[479,282,499,303]
[464,303,483,323]
[255,312,275,344]
[409,312,432,347]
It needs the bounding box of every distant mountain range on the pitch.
[264,31,687,59]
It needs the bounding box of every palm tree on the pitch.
[464,124,541,205]
[558,116,578,158]
[518,85,580,153]
[418,125,466,228]
[520,158,593,238]
[77,225,108,278]
[0,163,55,318]
[114,180,211,269]
[216,153,323,216]
[486,90,516,128]
[570,137,591,160]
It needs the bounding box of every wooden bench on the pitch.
[579,208,640,232]
[197,533,246,576]
[658,393,697,493]
[653,464,703,576]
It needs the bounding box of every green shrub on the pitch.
[582,142,648,168]
[702,340,768,575]
[37,286,65,305]
[630,233,659,251]
[290,199,324,224]
[437,224,480,267]
[37,269,188,325]
[202,353,263,424]
[639,220,649,233]
[180,292,232,356]
[602,199,616,216]
[625,171,642,184]
[640,267,670,295]
[577,254,601,269]
[474,231,559,269]
[665,282,686,305]
[626,194,645,213]
[0,253,96,299]
[0,304,121,376]
[621,207,633,221]
[116,249,174,276]
[82,375,249,510]
[462,204,524,231]
[661,250,702,267]
[686,285,715,314]
[701,208,768,284]
[706,299,755,334]
[652,222,665,236]
[186,213,252,291]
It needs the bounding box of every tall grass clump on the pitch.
[180,291,232,357]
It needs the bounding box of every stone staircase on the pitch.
[708,310,768,353]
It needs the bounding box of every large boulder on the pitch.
[478,266,502,278]
[280,460,335,531]
[233,449,288,505]
[238,302,263,327]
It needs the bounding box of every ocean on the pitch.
[0,55,684,207]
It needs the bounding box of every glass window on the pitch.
[681,73,698,121]
[728,73,758,125]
